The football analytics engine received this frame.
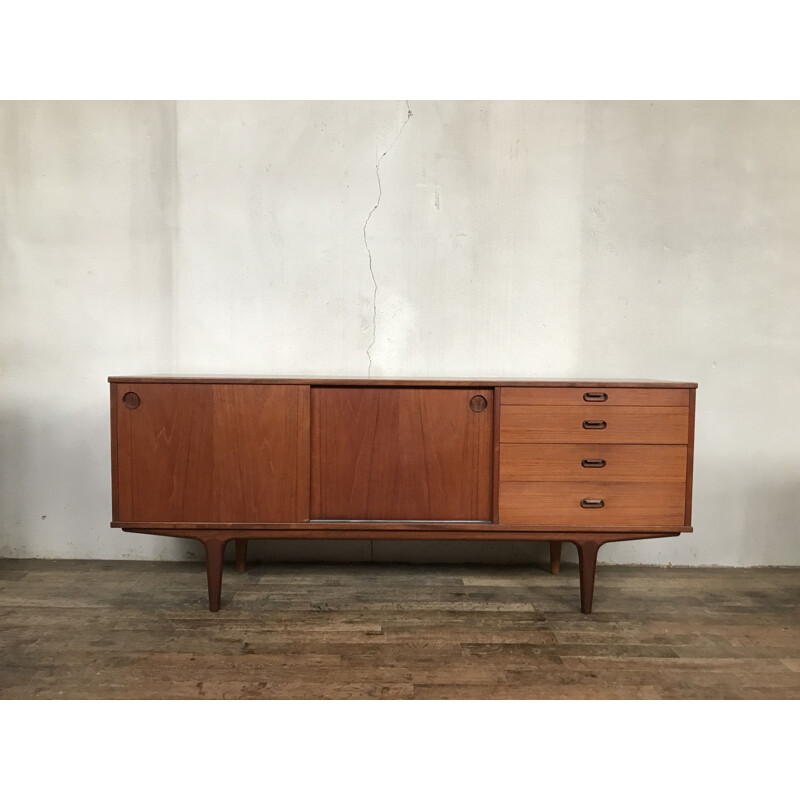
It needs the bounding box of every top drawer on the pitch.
[501,387,690,406]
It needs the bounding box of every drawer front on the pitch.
[501,387,690,406]
[500,444,687,483]
[499,481,686,525]
[500,406,689,444]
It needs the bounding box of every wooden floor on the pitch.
[1,558,798,699]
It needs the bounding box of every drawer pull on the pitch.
[583,392,608,402]
[581,458,606,468]
[580,498,605,509]
[582,420,607,430]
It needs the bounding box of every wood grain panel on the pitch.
[116,522,692,534]
[110,384,120,520]
[311,388,493,520]
[500,444,687,482]
[115,383,309,522]
[501,387,690,406]
[211,385,309,522]
[110,377,697,388]
[492,387,502,523]
[116,383,215,522]
[499,481,686,525]
[685,388,697,525]
[500,406,689,444]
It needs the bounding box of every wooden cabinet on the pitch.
[110,378,696,614]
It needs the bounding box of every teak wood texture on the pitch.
[500,387,691,406]
[310,387,493,521]
[109,377,697,614]
[499,481,686,526]
[499,406,690,445]
[499,444,687,483]
[114,383,309,522]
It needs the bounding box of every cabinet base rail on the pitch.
[121,528,681,614]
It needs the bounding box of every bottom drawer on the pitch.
[499,481,686,526]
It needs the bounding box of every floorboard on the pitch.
[1,560,798,699]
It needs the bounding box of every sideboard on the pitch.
[109,377,696,613]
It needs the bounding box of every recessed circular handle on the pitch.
[582,420,607,430]
[583,392,608,402]
[469,395,488,413]
[122,391,141,410]
[580,498,605,509]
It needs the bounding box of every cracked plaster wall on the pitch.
[1,101,799,566]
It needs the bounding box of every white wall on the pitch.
[1,100,798,566]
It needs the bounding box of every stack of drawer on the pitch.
[498,387,691,526]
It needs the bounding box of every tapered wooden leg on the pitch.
[576,540,601,614]
[235,539,248,573]
[549,542,562,575]
[203,538,226,612]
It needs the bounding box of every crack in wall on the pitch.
[363,100,413,377]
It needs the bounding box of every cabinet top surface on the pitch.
[108,376,697,388]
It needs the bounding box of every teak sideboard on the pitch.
[109,377,697,613]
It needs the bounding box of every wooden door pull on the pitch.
[581,458,606,468]
[580,498,605,509]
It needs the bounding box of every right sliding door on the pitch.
[311,387,494,521]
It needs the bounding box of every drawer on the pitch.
[499,481,686,525]
[500,444,687,482]
[500,406,689,444]
[501,387,690,406]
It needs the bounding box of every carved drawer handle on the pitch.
[583,392,608,402]
[581,458,606,468]
[582,420,607,430]
[580,498,605,509]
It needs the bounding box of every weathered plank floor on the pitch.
[1,559,798,699]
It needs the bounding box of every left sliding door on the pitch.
[113,383,310,523]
